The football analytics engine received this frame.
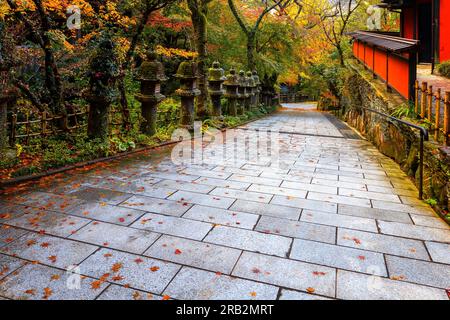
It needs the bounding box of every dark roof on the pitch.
[376,0,414,9]
[348,31,419,53]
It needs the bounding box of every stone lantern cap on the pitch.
[208,61,227,82]
[223,68,240,87]
[175,60,199,80]
[136,50,168,82]
[246,71,256,88]
[252,70,261,86]
[238,70,247,87]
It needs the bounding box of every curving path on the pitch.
[0,103,449,300]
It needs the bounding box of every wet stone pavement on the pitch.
[0,105,449,300]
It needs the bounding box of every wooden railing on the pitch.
[414,80,450,145]
[7,108,181,146]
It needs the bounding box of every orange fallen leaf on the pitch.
[174,249,182,255]
[111,262,123,273]
[43,287,53,299]
[48,255,57,264]
[50,274,61,281]
[40,242,50,248]
[25,289,36,295]
[149,266,160,272]
[112,275,124,281]
[306,287,315,294]
[91,280,103,290]
[26,240,37,246]
[162,295,170,300]
[250,291,257,297]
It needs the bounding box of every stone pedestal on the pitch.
[135,51,167,136]
[176,60,201,131]
[223,68,240,117]
[208,62,226,119]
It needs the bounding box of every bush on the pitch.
[438,61,450,79]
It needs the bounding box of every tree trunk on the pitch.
[188,0,210,119]
[336,44,345,67]
[247,34,256,70]
[88,99,111,141]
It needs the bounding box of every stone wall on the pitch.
[339,61,450,219]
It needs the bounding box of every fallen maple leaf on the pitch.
[174,249,182,255]
[250,291,257,297]
[112,275,124,281]
[40,242,50,248]
[312,271,326,276]
[25,289,36,295]
[26,240,37,246]
[111,262,123,273]
[42,287,53,299]
[48,255,57,264]
[306,287,315,294]
[50,274,61,281]
[149,266,160,272]
[134,258,144,264]
[162,295,170,300]
[91,280,103,290]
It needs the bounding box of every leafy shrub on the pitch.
[438,61,450,79]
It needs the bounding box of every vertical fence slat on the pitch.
[41,111,47,138]
[435,89,441,141]
[421,82,428,119]
[445,91,450,146]
[414,80,419,115]
[427,85,433,121]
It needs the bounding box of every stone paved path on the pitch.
[0,105,449,300]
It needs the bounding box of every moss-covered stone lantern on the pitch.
[237,70,248,115]
[208,62,226,119]
[86,36,120,142]
[223,68,240,117]
[246,71,256,110]
[252,70,261,109]
[175,59,201,130]
[135,50,168,136]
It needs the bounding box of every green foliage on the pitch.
[391,102,416,119]
[425,198,438,206]
[438,61,450,79]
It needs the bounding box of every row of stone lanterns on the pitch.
[134,51,276,133]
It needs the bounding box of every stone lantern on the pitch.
[135,50,168,136]
[246,71,256,110]
[176,59,201,130]
[208,61,226,119]
[252,70,261,109]
[223,68,240,117]
[237,70,248,115]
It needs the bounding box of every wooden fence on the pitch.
[414,80,450,145]
[7,108,181,146]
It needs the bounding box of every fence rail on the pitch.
[414,80,450,146]
[6,108,180,146]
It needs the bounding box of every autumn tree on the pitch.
[318,0,364,66]
[117,0,179,130]
[187,0,212,118]
[5,0,66,118]
[227,0,298,70]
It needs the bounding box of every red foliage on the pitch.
[147,12,191,32]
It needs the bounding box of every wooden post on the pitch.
[10,113,17,147]
[421,82,428,119]
[435,89,441,141]
[414,80,419,115]
[445,91,450,146]
[427,85,433,121]
[25,113,30,145]
[41,111,47,137]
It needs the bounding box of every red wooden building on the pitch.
[349,0,450,100]
[389,0,450,65]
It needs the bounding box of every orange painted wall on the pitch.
[352,41,411,99]
[388,54,411,98]
[440,0,450,62]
